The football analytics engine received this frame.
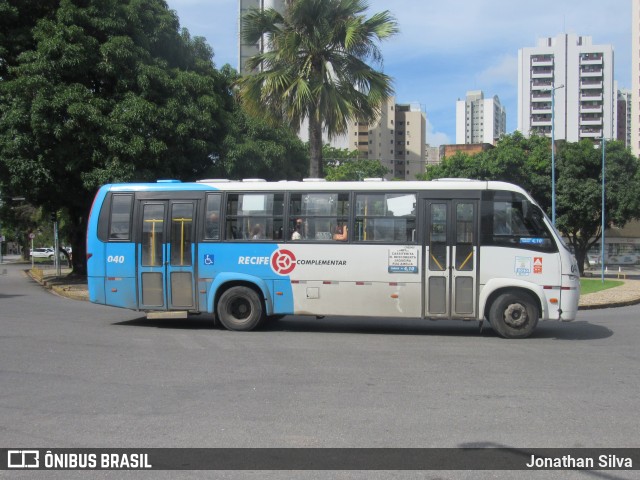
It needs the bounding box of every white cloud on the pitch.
[425,118,450,147]
[475,54,518,88]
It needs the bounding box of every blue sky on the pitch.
[166,0,631,146]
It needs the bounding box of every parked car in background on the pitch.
[30,247,68,260]
[30,247,55,259]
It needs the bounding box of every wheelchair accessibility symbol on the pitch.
[204,254,214,265]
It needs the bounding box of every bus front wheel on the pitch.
[489,292,539,339]
[217,286,264,331]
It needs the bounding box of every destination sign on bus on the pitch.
[388,247,419,273]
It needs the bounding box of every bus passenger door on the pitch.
[137,200,197,311]
[424,200,478,319]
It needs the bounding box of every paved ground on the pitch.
[3,254,640,310]
[2,254,640,479]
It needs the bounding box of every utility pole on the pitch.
[51,212,61,277]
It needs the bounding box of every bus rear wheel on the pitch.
[489,292,539,339]
[217,286,264,331]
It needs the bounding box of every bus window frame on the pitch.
[353,191,417,244]
[224,191,285,242]
[203,193,222,242]
[108,194,134,241]
[286,191,351,243]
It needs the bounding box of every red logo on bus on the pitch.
[271,249,296,275]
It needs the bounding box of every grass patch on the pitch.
[580,278,624,295]
[31,256,68,264]
[32,257,53,264]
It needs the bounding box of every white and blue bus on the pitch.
[86,178,580,338]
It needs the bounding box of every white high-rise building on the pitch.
[455,90,506,144]
[238,0,285,74]
[518,33,615,142]
[617,88,632,148]
[632,0,640,156]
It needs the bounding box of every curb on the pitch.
[51,285,89,301]
[579,297,640,310]
[26,269,88,302]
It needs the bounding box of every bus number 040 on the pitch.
[107,255,125,264]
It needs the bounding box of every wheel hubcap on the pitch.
[231,299,250,319]
[504,303,528,328]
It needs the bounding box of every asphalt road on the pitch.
[1,262,639,479]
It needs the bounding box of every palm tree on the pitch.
[238,0,398,178]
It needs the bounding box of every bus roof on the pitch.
[103,179,529,195]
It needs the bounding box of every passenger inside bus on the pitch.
[250,224,263,240]
[205,212,220,239]
[291,218,303,240]
[332,224,348,241]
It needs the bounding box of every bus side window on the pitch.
[354,193,416,243]
[224,193,283,241]
[109,194,133,240]
[204,193,221,240]
[288,192,350,242]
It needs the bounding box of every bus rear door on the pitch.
[424,199,478,319]
[137,200,197,314]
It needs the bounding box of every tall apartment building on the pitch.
[238,0,285,74]
[617,89,632,148]
[347,97,427,180]
[455,90,506,144]
[632,0,640,156]
[518,33,615,142]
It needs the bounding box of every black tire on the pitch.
[216,286,264,331]
[489,292,539,339]
[48,254,54,260]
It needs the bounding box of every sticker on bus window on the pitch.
[520,238,544,245]
[515,256,532,276]
[388,247,419,273]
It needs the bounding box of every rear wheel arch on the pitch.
[208,274,273,315]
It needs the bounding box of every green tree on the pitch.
[0,0,232,274]
[420,150,490,181]
[322,145,360,166]
[209,66,309,180]
[556,139,640,273]
[217,106,309,180]
[325,157,388,181]
[484,132,552,208]
[420,132,552,207]
[321,144,388,180]
[0,0,59,79]
[238,0,398,178]
[0,198,40,258]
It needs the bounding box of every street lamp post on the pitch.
[549,84,564,226]
[600,136,606,284]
